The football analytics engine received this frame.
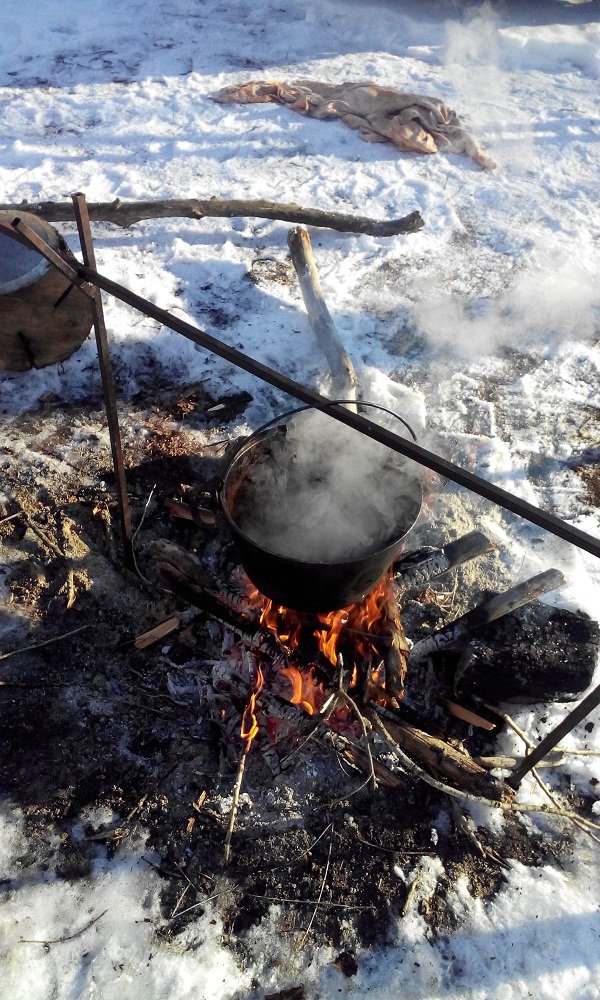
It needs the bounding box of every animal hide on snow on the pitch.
[211,79,496,170]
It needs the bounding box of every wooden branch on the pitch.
[367,705,508,801]
[394,531,495,591]
[287,226,358,407]
[0,198,424,237]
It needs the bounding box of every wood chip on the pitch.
[442,699,497,731]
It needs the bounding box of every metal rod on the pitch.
[70,194,135,570]
[507,681,600,789]
[9,216,600,561]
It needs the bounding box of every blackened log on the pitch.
[394,530,495,591]
[454,604,599,705]
[149,539,213,590]
[154,562,285,663]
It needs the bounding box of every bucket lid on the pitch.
[0,211,60,294]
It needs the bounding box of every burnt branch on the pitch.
[367,705,509,802]
[408,568,566,663]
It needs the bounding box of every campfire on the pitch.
[147,497,599,865]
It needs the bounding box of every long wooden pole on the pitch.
[71,193,135,570]
[287,226,358,407]
[0,198,423,237]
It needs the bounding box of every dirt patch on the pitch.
[572,406,600,506]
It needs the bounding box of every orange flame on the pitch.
[259,598,304,652]
[245,573,396,716]
[279,664,327,715]
[315,608,348,666]
[240,665,264,748]
[314,575,393,670]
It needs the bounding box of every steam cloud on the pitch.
[411,249,599,358]
[231,409,422,563]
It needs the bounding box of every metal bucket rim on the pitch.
[0,212,59,295]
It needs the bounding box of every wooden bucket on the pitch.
[0,211,93,371]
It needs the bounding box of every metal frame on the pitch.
[4,209,600,562]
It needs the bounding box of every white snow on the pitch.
[1,0,600,997]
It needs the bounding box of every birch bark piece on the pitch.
[287,226,358,408]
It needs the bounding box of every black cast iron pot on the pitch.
[206,402,424,613]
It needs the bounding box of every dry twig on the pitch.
[298,825,334,947]
[19,909,107,945]
[499,710,600,847]
[0,624,90,662]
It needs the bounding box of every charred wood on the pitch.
[367,704,508,801]
[394,530,494,592]
[381,591,410,701]
[454,603,599,705]
[154,562,285,664]
[408,568,566,663]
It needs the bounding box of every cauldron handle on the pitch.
[241,398,419,443]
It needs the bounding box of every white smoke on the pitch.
[231,408,422,563]
[443,2,537,172]
[411,247,599,358]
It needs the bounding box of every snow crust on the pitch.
[1,0,600,997]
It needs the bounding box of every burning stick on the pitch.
[224,665,264,863]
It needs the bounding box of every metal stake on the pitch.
[507,681,600,789]
[69,193,134,570]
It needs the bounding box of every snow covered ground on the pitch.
[1,1,600,997]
